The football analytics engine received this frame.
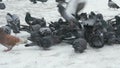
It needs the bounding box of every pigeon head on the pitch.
[25,12,32,25]
[58,18,64,24]
[7,13,12,18]
[90,11,96,16]
[96,14,103,20]
[115,16,120,20]
[57,3,65,9]
[26,12,31,18]
[79,13,88,20]
[41,17,46,27]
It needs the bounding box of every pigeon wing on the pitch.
[66,0,86,15]
[76,1,86,14]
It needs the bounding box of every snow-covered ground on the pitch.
[0,0,120,68]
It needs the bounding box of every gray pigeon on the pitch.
[1,25,11,34]
[0,3,6,9]
[72,38,87,53]
[6,13,20,34]
[57,0,86,23]
[108,0,120,9]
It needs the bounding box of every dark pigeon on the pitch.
[72,38,87,53]
[25,12,46,27]
[25,27,61,50]
[40,36,53,50]
[25,12,35,25]
[96,13,108,32]
[114,16,120,37]
[89,21,105,48]
[108,0,120,9]
[40,35,62,50]
[25,35,61,50]
[0,3,6,9]
[104,32,116,45]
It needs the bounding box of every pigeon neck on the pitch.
[7,13,13,18]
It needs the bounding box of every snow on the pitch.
[0,0,120,68]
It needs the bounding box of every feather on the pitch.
[57,0,86,23]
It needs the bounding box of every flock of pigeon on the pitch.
[0,0,120,53]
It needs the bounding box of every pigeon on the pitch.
[96,13,108,31]
[108,0,120,9]
[72,38,87,53]
[25,12,36,25]
[6,13,20,34]
[0,28,27,52]
[25,35,61,50]
[25,27,61,50]
[25,12,46,27]
[57,0,86,24]
[0,2,6,9]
